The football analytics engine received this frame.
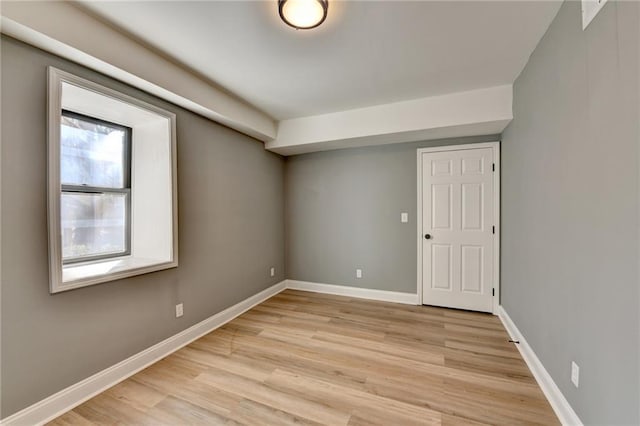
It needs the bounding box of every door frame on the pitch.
[416,141,501,314]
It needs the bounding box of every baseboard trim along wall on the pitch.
[0,280,287,426]
[286,279,420,305]
[8,282,577,426]
[497,306,583,426]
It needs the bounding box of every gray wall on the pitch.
[0,36,285,418]
[501,1,639,424]
[285,135,498,293]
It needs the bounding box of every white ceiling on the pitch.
[79,1,560,121]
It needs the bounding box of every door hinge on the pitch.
[492,163,495,172]
[492,226,495,234]
[492,288,495,297]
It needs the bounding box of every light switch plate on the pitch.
[571,361,580,387]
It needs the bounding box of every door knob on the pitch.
[424,234,432,240]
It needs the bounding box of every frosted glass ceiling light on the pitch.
[278,0,328,30]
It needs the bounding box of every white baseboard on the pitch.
[497,306,582,426]
[286,279,419,305]
[0,280,287,426]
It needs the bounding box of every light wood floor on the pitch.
[49,290,558,425]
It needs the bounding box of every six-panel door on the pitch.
[421,147,494,313]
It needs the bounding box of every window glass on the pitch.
[60,113,126,188]
[60,111,131,263]
[61,192,127,260]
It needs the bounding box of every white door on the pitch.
[420,146,496,313]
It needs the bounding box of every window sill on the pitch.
[59,256,177,292]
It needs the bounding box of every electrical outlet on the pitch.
[571,361,579,387]
[356,268,362,278]
[175,303,184,318]
[270,267,275,277]
[401,212,408,223]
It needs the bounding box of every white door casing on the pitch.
[417,143,500,313]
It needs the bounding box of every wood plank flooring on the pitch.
[49,290,558,425]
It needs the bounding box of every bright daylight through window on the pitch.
[60,111,131,263]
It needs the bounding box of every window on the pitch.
[60,111,132,263]
[48,67,178,293]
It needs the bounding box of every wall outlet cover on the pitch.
[401,212,408,223]
[356,269,363,278]
[270,267,275,277]
[175,303,184,318]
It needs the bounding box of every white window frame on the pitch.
[48,67,178,293]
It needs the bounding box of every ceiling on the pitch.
[78,1,561,121]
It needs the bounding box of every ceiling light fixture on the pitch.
[278,0,328,30]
